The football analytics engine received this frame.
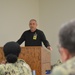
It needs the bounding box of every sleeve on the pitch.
[23,62,32,75]
[18,59,32,75]
[51,66,68,75]
[25,64,32,75]
[40,31,50,47]
[0,65,5,75]
[17,32,25,45]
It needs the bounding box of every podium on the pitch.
[0,47,51,75]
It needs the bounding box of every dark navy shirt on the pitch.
[17,29,50,47]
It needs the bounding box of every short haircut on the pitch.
[59,20,75,54]
[29,19,37,23]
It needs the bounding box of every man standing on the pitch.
[17,19,52,50]
[51,20,75,75]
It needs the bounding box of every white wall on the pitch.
[0,0,39,46]
[39,0,75,64]
[1,0,75,65]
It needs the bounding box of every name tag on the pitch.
[33,35,37,40]
[33,33,37,40]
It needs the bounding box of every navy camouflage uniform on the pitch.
[51,57,75,75]
[0,59,32,75]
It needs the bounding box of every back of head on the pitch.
[3,41,21,63]
[59,20,75,55]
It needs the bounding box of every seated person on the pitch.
[51,20,75,75]
[0,41,32,75]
